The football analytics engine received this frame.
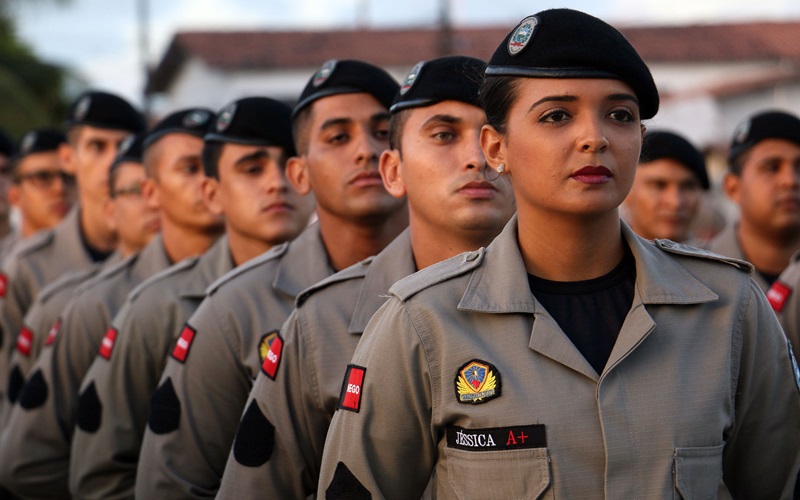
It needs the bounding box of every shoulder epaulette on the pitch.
[205,242,289,295]
[13,229,55,257]
[37,266,100,303]
[127,255,201,301]
[295,256,373,307]
[654,239,754,274]
[390,248,485,301]
[74,253,137,296]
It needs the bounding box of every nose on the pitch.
[464,132,486,171]
[264,164,290,193]
[577,116,609,153]
[354,128,382,168]
[662,184,682,210]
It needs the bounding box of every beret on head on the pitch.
[293,59,399,119]
[486,9,659,119]
[728,109,800,164]
[110,133,145,172]
[640,130,709,190]
[143,108,215,150]
[15,129,66,160]
[206,97,295,156]
[0,128,16,158]
[390,56,486,113]
[65,91,146,133]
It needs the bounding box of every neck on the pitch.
[20,218,38,239]
[517,208,624,281]
[227,230,274,267]
[80,203,117,253]
[410,222,502,271]
[161,218,223,264]
[737,220,800,276]
[317,208,409,271]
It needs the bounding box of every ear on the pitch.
[103,196,118,233]
[286,155,312,195]
[140,177,160,211]
[201,177,224,216]
[8,184,20,207]
[379,149,406,199]
[58,143,76,176]
[722,172,740,204]
[480,124,506,172]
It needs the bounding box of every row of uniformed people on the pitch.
[0,7,798,498]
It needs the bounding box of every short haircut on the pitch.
[202,141,224,179]
[291,106,313,156]
[388,109,411,155]
[728,149,750,177]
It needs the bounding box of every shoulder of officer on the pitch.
[13,228,55,259]
[653,238,754,274]
[205,242,289,296]
[390,248,484,302]
[296,256,373,307]
[128,255,201,302]
[37,266,101,303]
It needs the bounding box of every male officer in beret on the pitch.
[0,91,144,406]
[137,59,408,498]
[70,97,314,499]
[3,134,149,411]
[708,110,800,292]
[0,108,220,499]
[622,130,709,243]
[218,55,516,499]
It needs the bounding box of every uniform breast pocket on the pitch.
[673,444,725,500]
[444,447,553,500]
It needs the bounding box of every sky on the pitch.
[10,0,800,107]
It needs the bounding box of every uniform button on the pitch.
[465,252,478,262]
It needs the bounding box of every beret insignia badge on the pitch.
[313,59,337,87]
[20,132,36,154]
[216,103,236,132]
[400,61,424,95]
[74,96,91,122]
[455,359,501,404]
[183,110,211,128]
[508,16,539,56]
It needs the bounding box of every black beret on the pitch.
[640,130,709,190]
[143,108,215,150]
[65,91,146,133]
[486,9,659,119]
[390,56,486,113]
[15,129,66,160]
[293,59,399,119]
[728,110,800,164]
[205,97,295,156]
[0,128,16,157]
[111,133,145,170]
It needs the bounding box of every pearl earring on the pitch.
[496,163,506,173]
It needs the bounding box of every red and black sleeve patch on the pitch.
[446,424,547,451]
[98,327,118,360]
[171,324,197,363]
[260,331,283,380]
[0,272,7,298]
[44,318,61,346]
[337,364,366,413]
[767,281,792,313]
[16,326,34,357]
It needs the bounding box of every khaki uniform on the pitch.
[0,207,98,408]
[706,222,770,292]
[136,224,333,498]
[0,236,170,499]
[218,230,415,499]
[319,217,800,499]
[69,237,233,499]
[767,251,800,356]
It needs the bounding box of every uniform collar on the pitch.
[57,205,94,267]
[349,229,416,334]
[273,223,335,297]
[178,235,234,298]
[458,215,718,315]
[708,222,769,292]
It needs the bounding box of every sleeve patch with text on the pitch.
[337,364,366,413]
[171,324,197,363]
[98,327,118,360]
[260,331,283,380]
[16,326,34,357]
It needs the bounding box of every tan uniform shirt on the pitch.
[0,236,170,499]
[0,207,98,408]
[706,222,770,292]
[219,230,415,499]
[136,224,333,498]
[767,251,800,356]
[69,236,234,499]
[319,217,800,499]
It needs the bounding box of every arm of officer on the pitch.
[70,299,165,498]
[318,298,435,499]
[723,280,800,498]
[136,297,251,498]
[2,261,34,350]
[219,308,327,498]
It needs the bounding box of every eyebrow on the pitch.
[421,114,462,128]
[528,93,640,112]
[233,149,272,167]
[319,117,352,131]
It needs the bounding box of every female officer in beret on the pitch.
[319,9,800,499]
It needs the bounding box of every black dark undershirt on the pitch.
[759,270,780,289]
[527,246,636,375]
[79,227,114,263]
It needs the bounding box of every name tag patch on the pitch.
[260,330,283,380]
[455,359,501,404]
[98,327,118,360]
[16,326,34,357]
[171,324,197,363]
[447,424,547,452]
[767,281,792,313]
[337,364,365,413]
